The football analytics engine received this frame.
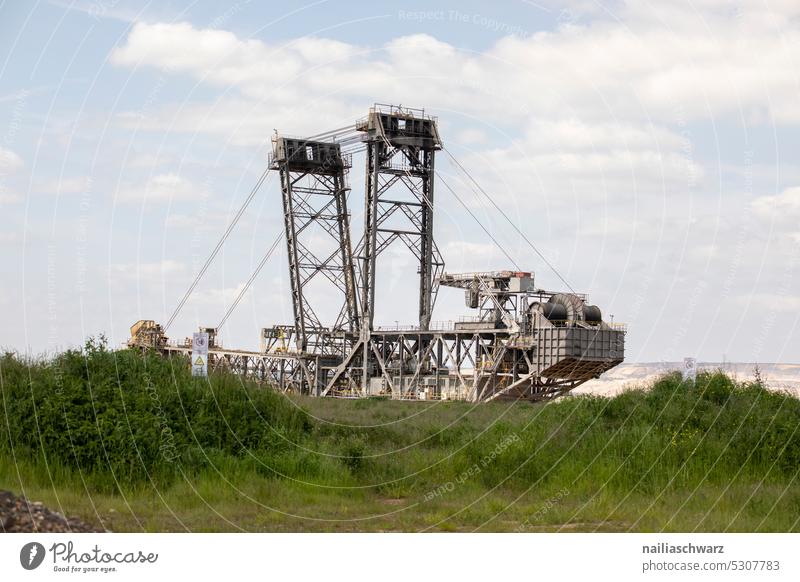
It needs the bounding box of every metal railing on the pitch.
[267,150,353,170]
[533,320,627,332]
[374,320,455,332]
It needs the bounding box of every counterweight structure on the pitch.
[129,104,625,402]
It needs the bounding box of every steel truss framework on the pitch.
[150,344,317,393]
[138,323,623,402]
[356,106,445,333]
[315,326,623,401]
[131,105,626,403]
[271,138,358,355]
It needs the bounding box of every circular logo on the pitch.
[20,542,46,570]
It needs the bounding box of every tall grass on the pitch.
[1,341,798,531]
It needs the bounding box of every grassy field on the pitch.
[1,339,799,532]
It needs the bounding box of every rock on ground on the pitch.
[0,490,101,533]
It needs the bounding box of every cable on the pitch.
[216,231,283,330]
[443,146,576,293]
[341,144,366,156]
[168,123,357,333]
[214,184,318,331]
[436,172,521,271]
[164,166,272,331]
[304,124,357,141]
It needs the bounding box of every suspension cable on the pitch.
[442,146,576,293]
[304,124,358,141]
[216,230,283,331]
[436,172,521,271]
[164,166,272,331]
[215,182,320,331]
[167,123,359,334]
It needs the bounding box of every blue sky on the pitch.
[2,0,799,363]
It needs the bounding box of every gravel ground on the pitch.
[0,490,101,533]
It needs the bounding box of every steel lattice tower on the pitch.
[271,137,359,354]
[356,104,444,333]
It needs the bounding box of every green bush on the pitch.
[0,338,311,491]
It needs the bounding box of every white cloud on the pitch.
[521,118,685,152]
[110,259,187,281]
[0,187,22,206]
[115,96,358,147]
[164,213,199,228]
[0,147,23,173]
[163,211,230,232]
[110,13,800,136]
[0,146,23,206]
[196,283,246,306]
[110,22,358,100]
[117,173,208,204]
[104,7,800,210]
[482,145,700,188]
[126,151,176,169]
[752,187,800,224]
[35,176,93,196]
[454,128,488,145]
[736,293,800,313]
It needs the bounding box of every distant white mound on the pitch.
[574,362,800,398]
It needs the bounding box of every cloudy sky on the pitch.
[1,0,799,363]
